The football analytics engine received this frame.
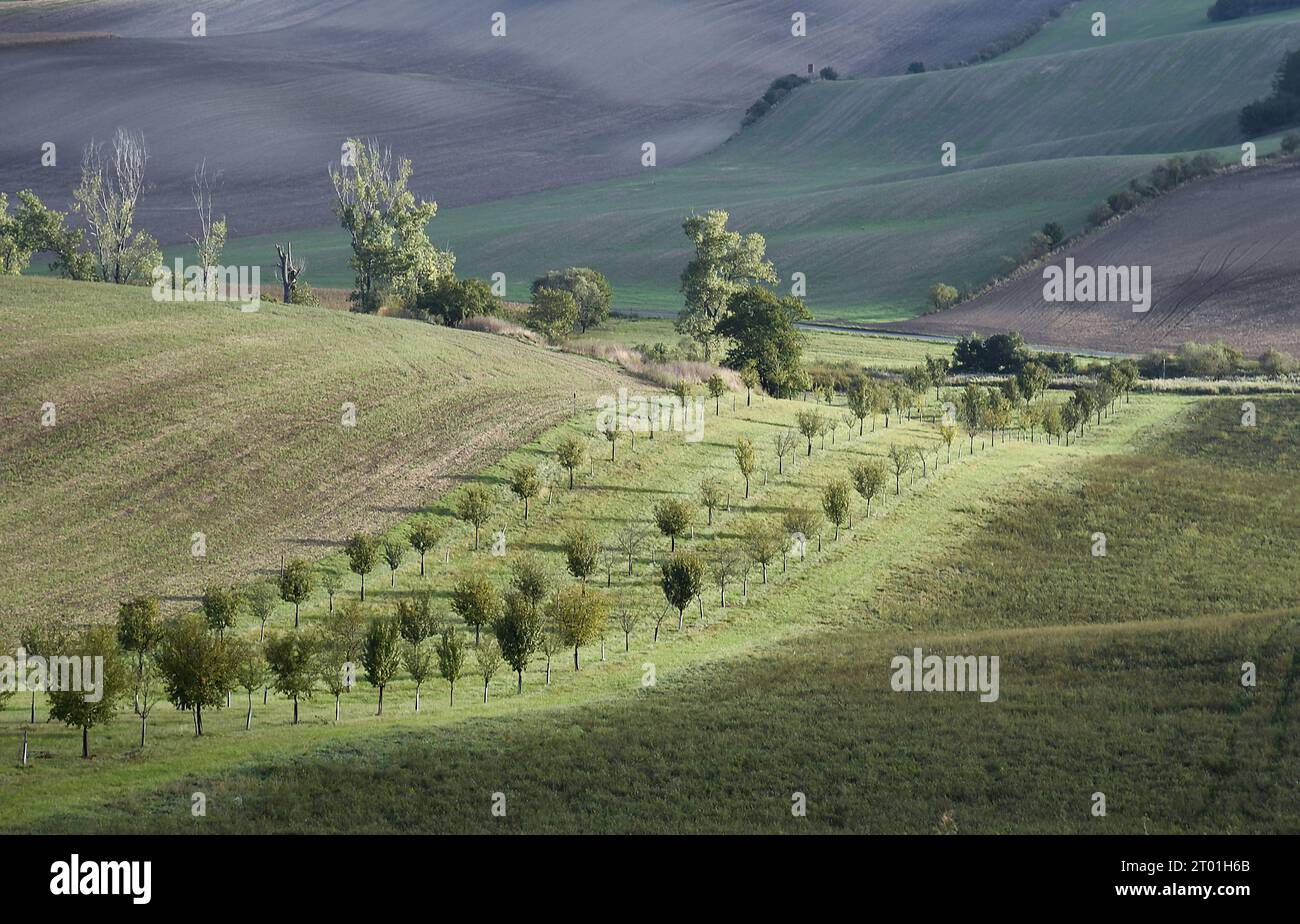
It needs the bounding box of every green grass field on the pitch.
[201,2,1300,322]
[11,394,1296,833]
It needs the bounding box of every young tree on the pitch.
[782,506,823,562]
[404,638,436,713]
[361,615,402,716]
[706,373,728,414]
[599,420,620,461]
[510,463,541,522]
[451,572,502,644]
[660,553,705,631]
[320,570,343,614]
[847,383,871,436]
[475,638,504,703]
[556,435,586,489]
[323,597,366,691]
[822,480,853,539]
[345,532,380,601]
[266,630,317,725]
[279,558,314,627]
[117,595,161,686]
[329,137,449,312]
[201,584,241,639]
[408,518,438,575]
[615,607,641,650]
[456,485,494,549]
[157,614,235,736]
[653,497,695,551]
[797,409,822,456]
[925,354,952,400]
[436,627,467,705]
[527,286,579,340]
[740,363,760,406]
[240,580,277,641]
[233,640,268,730]
[1042,403,1064,445]
[849,459,887,518]
[129,652,161,749]
[548,585,612,669]
[741,517,784,582]
[709,542,744,607]
[959,384,986,453]
[887,444,913,495]
[397,588,440,651]
[698,477,724,525]
[47,625,127,759]
[382,534,408,588]
[316,634,350,723]
[772,428,799,475]
[938,423,958,462]
[734,436,757,498]
[676,210,777,359]
[558,525,599,587]
[613,521,652,575]
[494,591,542,693]
[511,554,552,613]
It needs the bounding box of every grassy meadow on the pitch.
[12,394,1297,833]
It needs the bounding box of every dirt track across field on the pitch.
[887,161,1300,357]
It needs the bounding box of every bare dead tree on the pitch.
[275,241,305,303]
[189,160,226,286]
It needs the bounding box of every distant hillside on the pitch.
[0,0,1066,239]
[886,160,1300,356]
[212,3,1300,322]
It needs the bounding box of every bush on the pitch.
[1283,132,1300,154]
[906,61,926,74]
[819,66,839,80]
[741,73,809,127]
[416,275,500,326]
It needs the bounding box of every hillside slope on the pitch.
[890,161,1300,355]
[212,4,1300,320]
[0,0,1066,239]
[0,276,638,624]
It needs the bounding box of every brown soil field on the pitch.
[888,161,1300,356]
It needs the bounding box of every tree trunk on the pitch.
[376,685,384,716]
[293,695,299,725]
[449,682,456,706]
[334,694,340,723]
[82,725,89,759]
[574,646,581,670]
[294,602,300,628]
[623,631,630,651]
[361,574,366,601]
[139,715,147,749]
[761,562,767,583]
[246,693,253,730]
[517,670,523,694]
[195,705,204,737]
[483,679,490,704]
[677,608,685,631]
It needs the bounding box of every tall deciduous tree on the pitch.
[329,137,451,312]
[660,552,705,632]
[676,210,777,359]
[436,628,466,705]
[451,572,502,644]
[717,285,810,396]
[266,631,317,725]
[494,591,542,693]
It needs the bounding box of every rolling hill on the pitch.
[0,0,1067,240]
[0,275,638,623]
[889,160,1300,356]
[205,0,1300,322]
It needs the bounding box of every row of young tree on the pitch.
[5,347,1139,758]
